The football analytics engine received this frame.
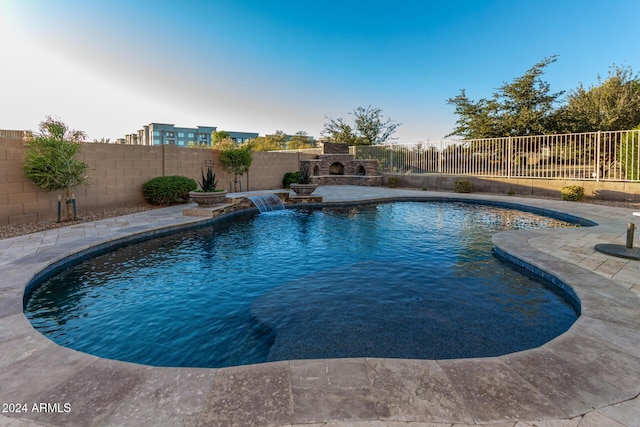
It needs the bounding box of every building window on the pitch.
[199,134,207,140]
[178,132,184,137]
[153,138,160,145]
[188,133,194,138]
[153,131,160,136]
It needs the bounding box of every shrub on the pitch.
[142,176,197,205]
[561,185,584,202]
[387,176,400,188]
[454,180,472,193]
[283,171,301,188]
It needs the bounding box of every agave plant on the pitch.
[198,166,218,192]
[297,168,312,184]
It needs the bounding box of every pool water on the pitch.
[25,202,580,368]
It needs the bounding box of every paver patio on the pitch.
[1,186,639,427]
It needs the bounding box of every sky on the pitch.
[1,0,639,143]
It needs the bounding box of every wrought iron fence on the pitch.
[353,130,640,182]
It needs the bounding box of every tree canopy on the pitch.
[287,131,315,149]
[446,56,564,139]
[321,106,401,145]
[447,57,640,139]
[211,130,230,146]
[557,64,640,133]
[250,131,315,151]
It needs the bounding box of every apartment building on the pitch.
[123,123,258,146]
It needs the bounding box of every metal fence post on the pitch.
[507,137,512,179]
[596,131,601,182]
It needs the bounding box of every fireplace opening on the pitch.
[329,162,344,175]
[356,165,366,176]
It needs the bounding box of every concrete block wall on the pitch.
[245,151,316,192]
[0,138,315,225]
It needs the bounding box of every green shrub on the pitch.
[387,176,400,188]
[142,176,197,205]
[283,171,301,188]
[454,180,472,193]
[561,185,584,202]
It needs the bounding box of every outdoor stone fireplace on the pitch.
[300,142,382,186]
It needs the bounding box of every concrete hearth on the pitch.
[300,142,382,186]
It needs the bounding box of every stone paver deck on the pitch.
[1,186,639,427]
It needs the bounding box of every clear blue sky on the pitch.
[1,0,639,142]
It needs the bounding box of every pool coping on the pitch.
[1,185,640,426]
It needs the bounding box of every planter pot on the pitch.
[290,183,318,196]
[189,191,227,207]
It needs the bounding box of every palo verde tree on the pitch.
[321,105,401,145]
[446,56,565,138]
[218,138,253,192]
[23,117,89,221]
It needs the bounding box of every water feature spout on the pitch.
[247,194,285,213]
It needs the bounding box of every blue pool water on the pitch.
[25,202,580,368]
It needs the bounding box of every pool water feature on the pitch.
[25,202,580,368]
[247,193,285,213]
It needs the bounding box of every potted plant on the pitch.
[189,166,227,206]
[290,168,318,196]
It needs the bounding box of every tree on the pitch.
[23,117,89,221]
[288,131,315,149]
[251,131,287,151]
[250,136,280,151]
[268,130,288,149]
[218,138,253,191]
[445,91,502,139]
[211,130,230,147]
[321,106,401,145]
[558,64,640,133]
[447,56,564,138]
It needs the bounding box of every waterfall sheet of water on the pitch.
[247,194,285,213]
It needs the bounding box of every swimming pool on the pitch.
[24,201,580,368]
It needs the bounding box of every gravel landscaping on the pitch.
[0,205,160,239]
